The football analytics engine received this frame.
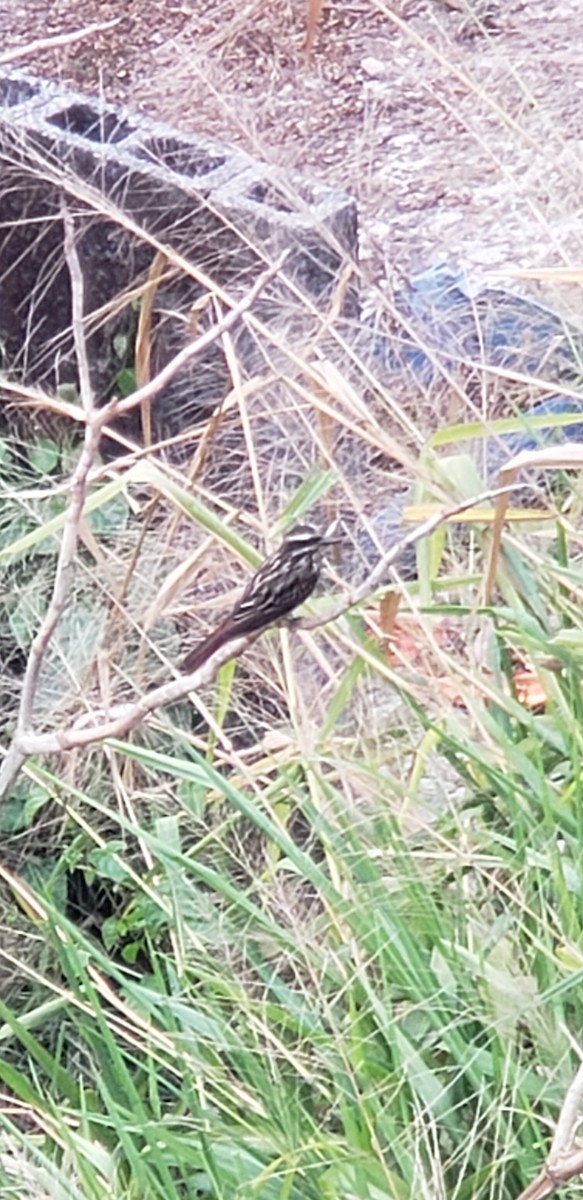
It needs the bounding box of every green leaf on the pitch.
[154,815,182,854]
[56,382,79,404]
[22,858,67,912]
[23,787,52,827]
[0,795,28,834]
[274,464,337,532]
[0,476,129,560]
[8,591,41,647]
[121,941,143,964]
[101,915,124,952]
[113,331,130,360]
[28,438,60,475]
[116,367,137,397]
[88,846,131,884]
[323,1159,408,1199]
[130,460,262,566]
[177,779,207,819]
[87,490,130,537]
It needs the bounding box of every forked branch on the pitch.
[2,484,516,773]
[0,226,287,800]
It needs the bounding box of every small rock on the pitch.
[361,56,388,79]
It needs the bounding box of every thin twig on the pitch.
[0,215,107,796]
[14,636,251,757]
[62,203,93,415]
[2,483,519,771]
[515,1059,583,1199]
[114,252,288,418]
[0,251,287,453]
[0,18,121,65]
[11,213,100,735]
[0,253,289,800]
[298,482,520,631]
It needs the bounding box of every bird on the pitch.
[180,523,341,674]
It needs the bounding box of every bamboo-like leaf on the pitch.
[485,444,583,600]
[134,249,168,447]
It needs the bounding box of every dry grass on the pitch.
[2,7,583,1196]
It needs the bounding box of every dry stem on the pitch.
[0,18,121,66]
[2,483,517,773]
[0,243,288,801]
[515,1059,583,1199]
[2,207,104,790]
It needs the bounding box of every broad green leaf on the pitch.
[28,438,60,475]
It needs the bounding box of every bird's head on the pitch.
[283,521,342,546]
[282,523,342,560]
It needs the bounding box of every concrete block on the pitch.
[0,70,359,443]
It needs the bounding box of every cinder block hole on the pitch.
[133,136,227,178]
[48,104,136,144]
[0,77,38,106]
[248,182,294,213]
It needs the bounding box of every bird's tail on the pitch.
[180,625,230,674]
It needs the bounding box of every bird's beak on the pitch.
[323,519,343,545]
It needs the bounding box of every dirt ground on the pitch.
[2,0,583,313]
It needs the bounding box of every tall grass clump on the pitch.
[3,9,583,1198]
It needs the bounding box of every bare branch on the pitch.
[0,482,523,779]
[0,251,289,799]
[12,215,100,729]
[113,251,288,418]
[0,19,122,66]
[298,482,521,631]
[1,251,285,456]
[515,1059,583,1200]
[15,634,252,757]
[0,213,108,799]
[550,1058,583,1160]
[62,203,94,415]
